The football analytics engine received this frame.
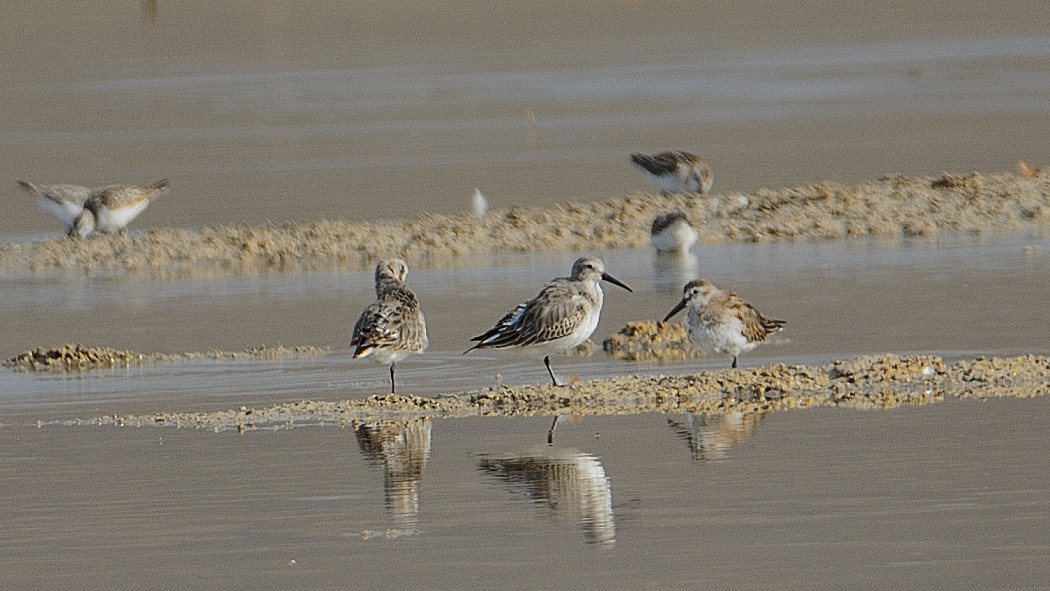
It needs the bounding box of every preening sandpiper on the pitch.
[663,278,784,369]
[350,258,429,394]
[70,179,171,238]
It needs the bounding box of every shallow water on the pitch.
[2,237,1049,589]
[3,399,1049,590]
[2,1,1050,589]
[1,235,1047,411]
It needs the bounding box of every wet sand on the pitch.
[62,354,1048,431]
[4,343,324,372]
[1,169,1048,279]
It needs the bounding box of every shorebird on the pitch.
[465,256,633,386]
[16,180,93,231]
[69,179,170,238]
[351,258,429,394]
[630,150,713,195]
[650,211,698,253]
[663,278,784,369]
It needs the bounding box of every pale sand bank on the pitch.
[1,169,1047,279]
[4,343,325,372]
[63,354,1049,431]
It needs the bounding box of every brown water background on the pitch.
[2,1,1049,235]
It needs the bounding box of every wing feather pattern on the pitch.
[351,286,427,357]
[469,280,587,350]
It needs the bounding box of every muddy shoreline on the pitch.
[2,169,1048,279]
[61,354,1049,431]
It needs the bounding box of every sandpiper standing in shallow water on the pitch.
[650,211,698,254]
[663,278,785,369]
[630,150,713,195]
[69,179,171,238]
[351,258,429,394]
[465,256,633,387]
[16,180,93,232]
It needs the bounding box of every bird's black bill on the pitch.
[601,273,633,293]
[663,299,687,322]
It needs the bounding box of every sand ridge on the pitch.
[1,169,1048,279]
[62,354,1050,432]
[4,343,325,372]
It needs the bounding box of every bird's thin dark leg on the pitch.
[545,356,564,440]
[731,356,738,369]
[544,355,562,387]
[389,363,396,394]
[547,415,560,444]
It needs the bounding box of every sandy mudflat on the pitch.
[68,354,1049,431]
[2,169,1047,279]
[602,320,707,361]
[5,4,1050,587]
[3,343,325,372]
[9,169,1050,426]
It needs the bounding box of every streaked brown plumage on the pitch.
[351,258,428,394]
[664,278,784,368]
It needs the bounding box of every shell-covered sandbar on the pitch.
[70,354,1050,432]
[2,169,1048,279]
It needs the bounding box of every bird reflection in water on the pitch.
[478,445,615,546]
[652,250,699,295]
[668,411,766,461]
[353,418,432,527]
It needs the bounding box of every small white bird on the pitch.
[630,150,713,195]
[650,211,698,253]
[472,188,489,217]
[465,256,633,386]
[70,179,171,238]
[350,258,429,394]
[663,278,785,369]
